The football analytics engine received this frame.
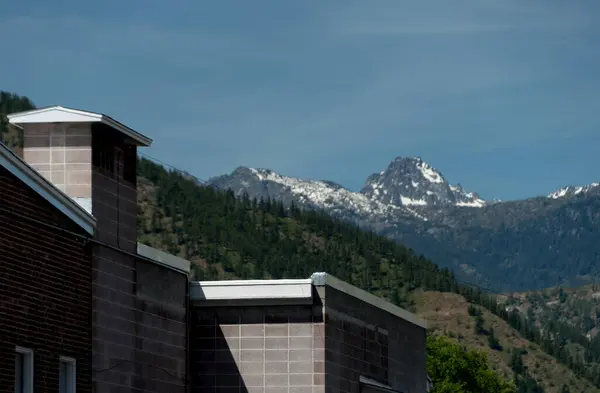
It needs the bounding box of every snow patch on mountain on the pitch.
[417,159,444,184]
[548,182,600,199]
[209,156,488,226]
[236,168,426,221]
[361,157,486,208]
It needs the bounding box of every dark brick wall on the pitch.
[323,287,427,393]
[0,165,92,393]
[90,125,188,393]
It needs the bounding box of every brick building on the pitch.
[190,273,428,393]
[3,106,428,393]
[4,106,190,393]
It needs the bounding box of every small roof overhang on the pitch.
[7,106,152,147]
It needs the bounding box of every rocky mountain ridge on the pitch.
[210,157,488,225]
[361,156,486,208]
[548,182,600,199]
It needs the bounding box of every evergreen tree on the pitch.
[488,327,502,351]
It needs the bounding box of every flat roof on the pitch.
[7,106,152,147]
[190,278,313,306]
[190,272,427,329]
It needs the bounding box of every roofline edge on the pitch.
[0,143,96,235]
[311,272,428,329]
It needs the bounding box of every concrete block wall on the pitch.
[191,305,325,393]
[22,122,92,198]
[91,123,138,253]
[324,311,389,393]
[86,122,187,392]
[322,287,427,393]
[91,249,188,393]
[91,246,137,393]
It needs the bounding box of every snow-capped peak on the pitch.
[209,166,426,222]
[208,157,488,227]
[548,182,600,199]
[361,157,486,208]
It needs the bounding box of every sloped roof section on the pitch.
[7,106,152,147]
[137,243,192,276]
[311,272,427,329]
[0,142,96,235]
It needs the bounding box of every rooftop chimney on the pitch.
[7,106,152,251]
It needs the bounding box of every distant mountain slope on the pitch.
[511,284,600,344]
[210,158,600,292]
[417,291,599,393]
[384,194,600,291]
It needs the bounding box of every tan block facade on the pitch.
[191,283,427,393]
[192,305,325,393]
[22,123,92,198]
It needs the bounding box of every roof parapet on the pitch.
[137,243,191,276]
[189,272,427,329]
[311,272,427,329]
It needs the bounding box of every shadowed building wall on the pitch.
[190,273,427,393]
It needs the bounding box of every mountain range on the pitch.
[209,156,600,292]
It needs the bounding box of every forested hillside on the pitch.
[387,196,600,291]
[510,285,600,348]
[0,91,35,152]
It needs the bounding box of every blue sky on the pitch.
[1,0,599,200]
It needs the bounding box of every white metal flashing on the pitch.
[71,197,93,215]
[0,142,96,235]
[137,243,191,276]
[190,278,313,303]
[311,272,427,329]
[360,376,400,393]
[7,106,153,147]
